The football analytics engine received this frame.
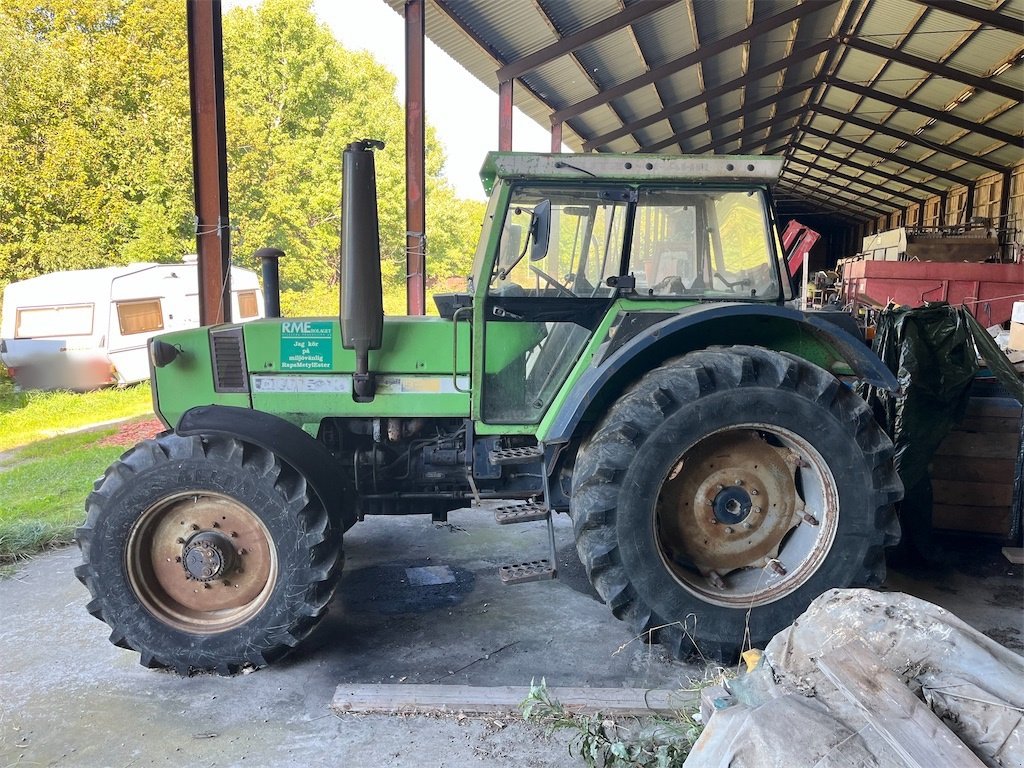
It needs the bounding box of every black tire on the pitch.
[570,346,902,662]
[75,432,342,675]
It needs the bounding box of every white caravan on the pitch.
[0,258,264,390]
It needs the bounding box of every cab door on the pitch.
[480,186,631,425]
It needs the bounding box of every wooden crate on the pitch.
[930,395,1022,538]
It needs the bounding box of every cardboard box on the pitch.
[1010,321,1024,351]
[1012,301,1024,325]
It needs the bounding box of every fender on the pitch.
[543,303,898,445]
[176,405,356,532]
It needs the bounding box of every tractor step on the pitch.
[499,560,556,585]
[494,501,549,524]
[489,445,543,465]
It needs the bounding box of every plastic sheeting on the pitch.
[685,589,1024,768]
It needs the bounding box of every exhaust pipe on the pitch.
[340,139,385,401]
[255,246,284,318]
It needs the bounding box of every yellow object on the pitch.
[741,648,763,672]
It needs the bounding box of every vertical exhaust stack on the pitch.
[255,246,284,318]
[340,139,385,401]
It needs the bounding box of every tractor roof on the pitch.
[479,152,782,195]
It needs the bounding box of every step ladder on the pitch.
[493,442,559,585]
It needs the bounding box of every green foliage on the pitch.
[0,0,484,313]
[0,381,152,451]
[0,428,126,564]
[520,679,702,768]
[0,0,194,294]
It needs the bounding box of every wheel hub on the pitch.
[712,486,752,525]
[182,531,239,582]
[656,430,799,573]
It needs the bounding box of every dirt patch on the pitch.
[96,418,164,447]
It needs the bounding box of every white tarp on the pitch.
[685,589,1024,768]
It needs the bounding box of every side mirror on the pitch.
[529,199,551,262]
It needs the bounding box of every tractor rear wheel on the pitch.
[570,346,901,662]
[75,433,342,674]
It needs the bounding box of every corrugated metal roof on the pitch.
[382,0,1024,222]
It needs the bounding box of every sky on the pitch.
[312,0,558,200]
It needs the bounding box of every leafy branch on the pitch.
[520,678,703,768]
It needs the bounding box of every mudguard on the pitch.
[177,405,356,532]
[544,303,898,445]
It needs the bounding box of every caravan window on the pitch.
[237,290,259,319]
[15,304,94,338]
[116,299,164,336]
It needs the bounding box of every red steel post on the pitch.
[405,0,426,315]
[186,0,231,325]
[498,80,513,151]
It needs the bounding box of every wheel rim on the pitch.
[654,425,839,608]
[126,492,278,634]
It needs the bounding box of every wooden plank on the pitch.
[933,432,1019,459]
[963,398,1022,419]
[331,684,697,716]
[952,416,1021,434]
[929,456,1015,484]
[817,640,986,768]
[931,479,1014,507]
[933,504,1012,535]
[1003,547,1024,564]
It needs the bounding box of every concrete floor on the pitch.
[1,510,1021,767]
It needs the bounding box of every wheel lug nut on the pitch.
[222,580,231,586]
[202,583,211,590]
[191,524,199,531]
[743,522,752,530]
[752,506,761,514]
[175,556,182,563]
[176,537,185,544]
[212,522,220,528]
[230,531,238,538]
[750,489,759,496]
[716,484,724,491]
[724,527,734,534]
[709,518,718,525]
[734,479,743,486]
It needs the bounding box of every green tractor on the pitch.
[76,140,901,674]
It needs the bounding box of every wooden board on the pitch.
[933,504,1013,536]
[331,684,697,716]
[929,456,1015,485]
[817,640,986,768]
[1003,547,1024,565]
[930,480,1014,508]
[933,432,1019,459]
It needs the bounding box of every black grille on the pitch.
[210,327,249,393]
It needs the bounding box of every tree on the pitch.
[0,0,193,293]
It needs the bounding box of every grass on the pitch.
[0,428,128,565]
[0,375,153,452]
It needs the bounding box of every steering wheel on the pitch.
[530,265,577,297]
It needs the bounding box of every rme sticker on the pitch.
[280,321,333,370]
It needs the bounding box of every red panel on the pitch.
[841,260,1024,326]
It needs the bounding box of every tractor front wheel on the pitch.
[570,346,901,662]
[75,433,342,674]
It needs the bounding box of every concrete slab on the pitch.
[1,510,1020,767]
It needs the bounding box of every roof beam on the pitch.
[639,81,818,152]
[496,0,674,83]
[798,125,972,185]
[780,171,895,216]
[553,0,840,124]
[782,168,901,212]
[790,143,946,197]
[688,105,808,154]
[914,0,1024,34]
[583,38,832,151]
[786,155,926,205]
[811,104,1007,173]
[776,181,885,218]
[827,78,1022,146]
[843,37,1024,102]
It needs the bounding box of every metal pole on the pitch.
[405,0,426,315]
[498,80,513,151]
[186,0,231,326]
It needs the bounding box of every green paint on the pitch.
[280,321,333,370]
